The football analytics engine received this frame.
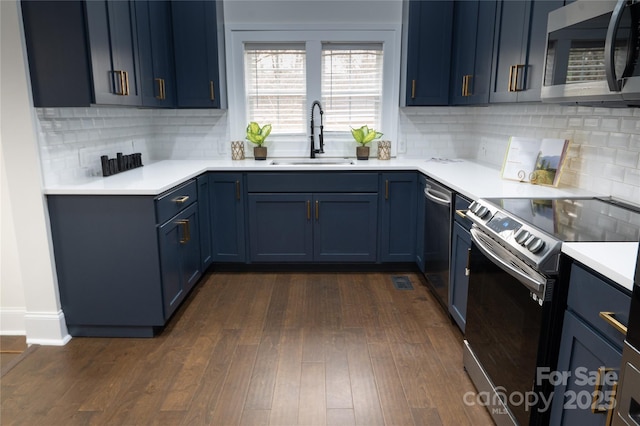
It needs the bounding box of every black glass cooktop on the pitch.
[485,197,640,243]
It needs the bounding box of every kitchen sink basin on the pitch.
[270,159,355,166]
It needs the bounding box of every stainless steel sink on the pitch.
[270,158,355,166]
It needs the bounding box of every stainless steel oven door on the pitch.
[464,227,555,426]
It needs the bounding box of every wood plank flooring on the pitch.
[0,271,493,425]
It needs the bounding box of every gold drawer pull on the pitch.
[176,219,190,244]
[315,200,319,221]
[209,81,215,101]
[599,311,627,335]
[411,79,416,99]
[307,200,311,220]
[455,209,468,219]
[173,195,190,205]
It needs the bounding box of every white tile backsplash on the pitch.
[36,103,640,203]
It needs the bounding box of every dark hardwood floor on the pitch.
[0,271,493,425]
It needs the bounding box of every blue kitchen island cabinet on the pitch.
[404,0,454,106]
[549,263,630,425]
[379,173,417,262]
[246,172,379,263]
[21,0,142,107]
[171,0,222,108]
[489,0,564,103]
[209,173,246,262]
[47,179,205,337]
[135,0,176,108]
[449,0,497,105]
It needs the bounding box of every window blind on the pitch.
[244,44,306,134]
[321,43,383,132]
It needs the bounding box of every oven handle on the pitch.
[470,228,546,295]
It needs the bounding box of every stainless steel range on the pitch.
[463,197,640,426]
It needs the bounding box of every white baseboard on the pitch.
[0,308,26,335]
[23,310,71,346]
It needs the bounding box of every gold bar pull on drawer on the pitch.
[209,81,215,101]
[599,311,627,335]
[173,195,190,205]
[455,209,468,219]
[155,78,163,100]
[411,79,416,99]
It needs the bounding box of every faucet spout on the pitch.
[310,100,324,158]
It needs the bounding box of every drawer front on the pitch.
[567,263,631,349]
[246,172,379,193]
[156,179,198,224]
[453,194,473,230]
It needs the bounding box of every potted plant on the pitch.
[246,121,272,160]
[350,125,383,160]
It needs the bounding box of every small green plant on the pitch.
[350,125,383,146]
[245,122,272,147]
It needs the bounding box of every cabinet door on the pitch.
[135,0,176,107]
[210,173,246,262]
[405,0,454,106]
[450,1,480,106]
[380,173,417,262]
[549,311,622,425]
[86,0,141,106]
[314,194,378,263]
[171,0,221,108]
[158,203,200,320]
[449,221,471,332]
[248,193,314,262]
[197,174,212,271]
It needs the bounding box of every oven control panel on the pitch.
[467,200,561,274]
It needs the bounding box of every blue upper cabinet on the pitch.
[135,1,176,107]
[489,0,564,103]
[85,1,142,106]
[404,0,454,106]
[21,0,142,107]
[171,1,222,108]
[450,0,497,105]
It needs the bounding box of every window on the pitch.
[228,29,400,156]
[244,44,306,133]
[321,44,383,131]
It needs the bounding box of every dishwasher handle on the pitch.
[424,185,451,206]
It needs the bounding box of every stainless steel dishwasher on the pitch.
[423,178,452,310]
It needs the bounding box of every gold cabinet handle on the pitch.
[509,65,525,92]
[177,219,190,244]
[462,75,467,97]
[592,367,618,416]
[385,180,389,200]
[115,70,126,95]
[155,78,163,100]
[411,79,416,99]
[161,79,166,100]
[307,200,311,220]
[599,311,628,335]
[209,81,215,101]
[464,75,473,97]
[235,181,240,200]
[455,209,468,219]
[465,247,471,276]
[508,65,516,92]
[124,71,130,96]
[315,200,319,221]
[173,195,190,204]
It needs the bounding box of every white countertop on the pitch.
[562,242,638,292]
[43,158,637,288]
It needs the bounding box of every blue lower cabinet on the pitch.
[247,193,377,262]
[380,173,417,262]
[549,312,622,425]
[158,203,201,319]
[314,194,378,262]
[209,173,246,262]
[248,193,314,262]
[449,221,471,332]
[197,174,213,270]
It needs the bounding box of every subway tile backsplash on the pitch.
[36,104,639,203]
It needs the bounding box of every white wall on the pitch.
[0,0,69,344]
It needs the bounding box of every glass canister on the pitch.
[231,141,245,160]
[378,140,391,160]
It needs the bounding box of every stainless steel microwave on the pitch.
[541,0,640,105]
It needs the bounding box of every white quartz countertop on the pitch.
[43,158,595,199]
[562,242,638,292]
[44,158,637,288]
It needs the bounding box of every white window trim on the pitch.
[226,24,401,158]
